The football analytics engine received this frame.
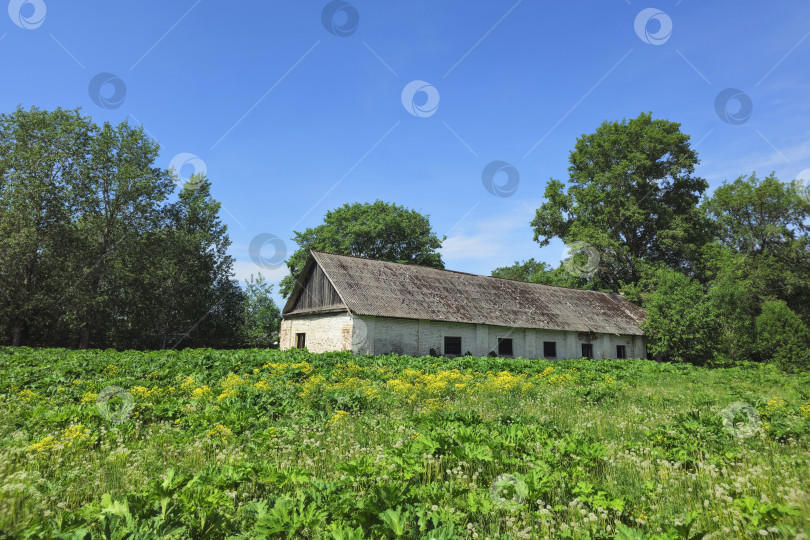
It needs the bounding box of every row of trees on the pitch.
[0,107,279,349]
[493,113,810,371]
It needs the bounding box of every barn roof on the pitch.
[283,251,646,336]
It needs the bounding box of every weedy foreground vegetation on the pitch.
[1,348,808,539]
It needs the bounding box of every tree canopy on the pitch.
[510,113,810,370]
[490,258,597,290]
[530,112,710,290]
[0,106,278,349]
[280,201,445,297]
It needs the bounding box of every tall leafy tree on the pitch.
[65,120,175,348]
[701,172,810,320]
[142,174,236,349]
[531,112,710,290]
[0,107,94,346]
[0,107,241,349]
[241,273,281,348]
[280,200,445,297]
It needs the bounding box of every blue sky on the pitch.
[3,0,810,307]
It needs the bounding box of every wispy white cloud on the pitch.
[700,137,810,187]
[439,202,543,275]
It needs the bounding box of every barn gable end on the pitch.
[284,259,345,315]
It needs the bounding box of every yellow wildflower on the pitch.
[130,386,150,399]
[30,436,57,452]
[764,397,787,414]
[263,362,290,371]
[330,410,350,426]
[300,375,325,397]
[207,424,232,442]
[218,387,238,401]
[291,361,314,374]
[191,385,211,400]
[18,389,37,402]
[61,425,90,447]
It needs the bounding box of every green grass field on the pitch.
[1,347,808,539]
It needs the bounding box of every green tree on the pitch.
[64,119,175,348]
[141,175,237,349]
[491,258,550,281]
[704,254,758,365]
[701,172,810,321]
[241,273,281,348]
[755,300,810,372]
[531,112,710,290]
[0,107,241,349]
[280,201,445,297]
[491,258,597,289]
[641,267,719,365]
[0,107,95,346]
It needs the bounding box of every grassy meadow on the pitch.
[0,347,808,539]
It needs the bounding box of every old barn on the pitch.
[279,251,647,359]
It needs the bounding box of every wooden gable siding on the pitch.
[288,262,344,313]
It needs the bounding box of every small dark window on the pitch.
[616,345,626,359]
[498,338,513,356]
[444,336,462,356]
[295,333,306,349]
[543,341,557,358]
[581,343,593,359]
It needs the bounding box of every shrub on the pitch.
[756,300,810,372]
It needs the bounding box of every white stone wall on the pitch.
[280,313,647,359]
[353,316,646,359]
[279,312,353,353]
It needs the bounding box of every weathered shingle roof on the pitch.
[287,251,646,335]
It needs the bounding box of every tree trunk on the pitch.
[11,326,23,347]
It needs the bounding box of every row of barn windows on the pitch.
[293,332,627,359]
[446,336,625,359]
